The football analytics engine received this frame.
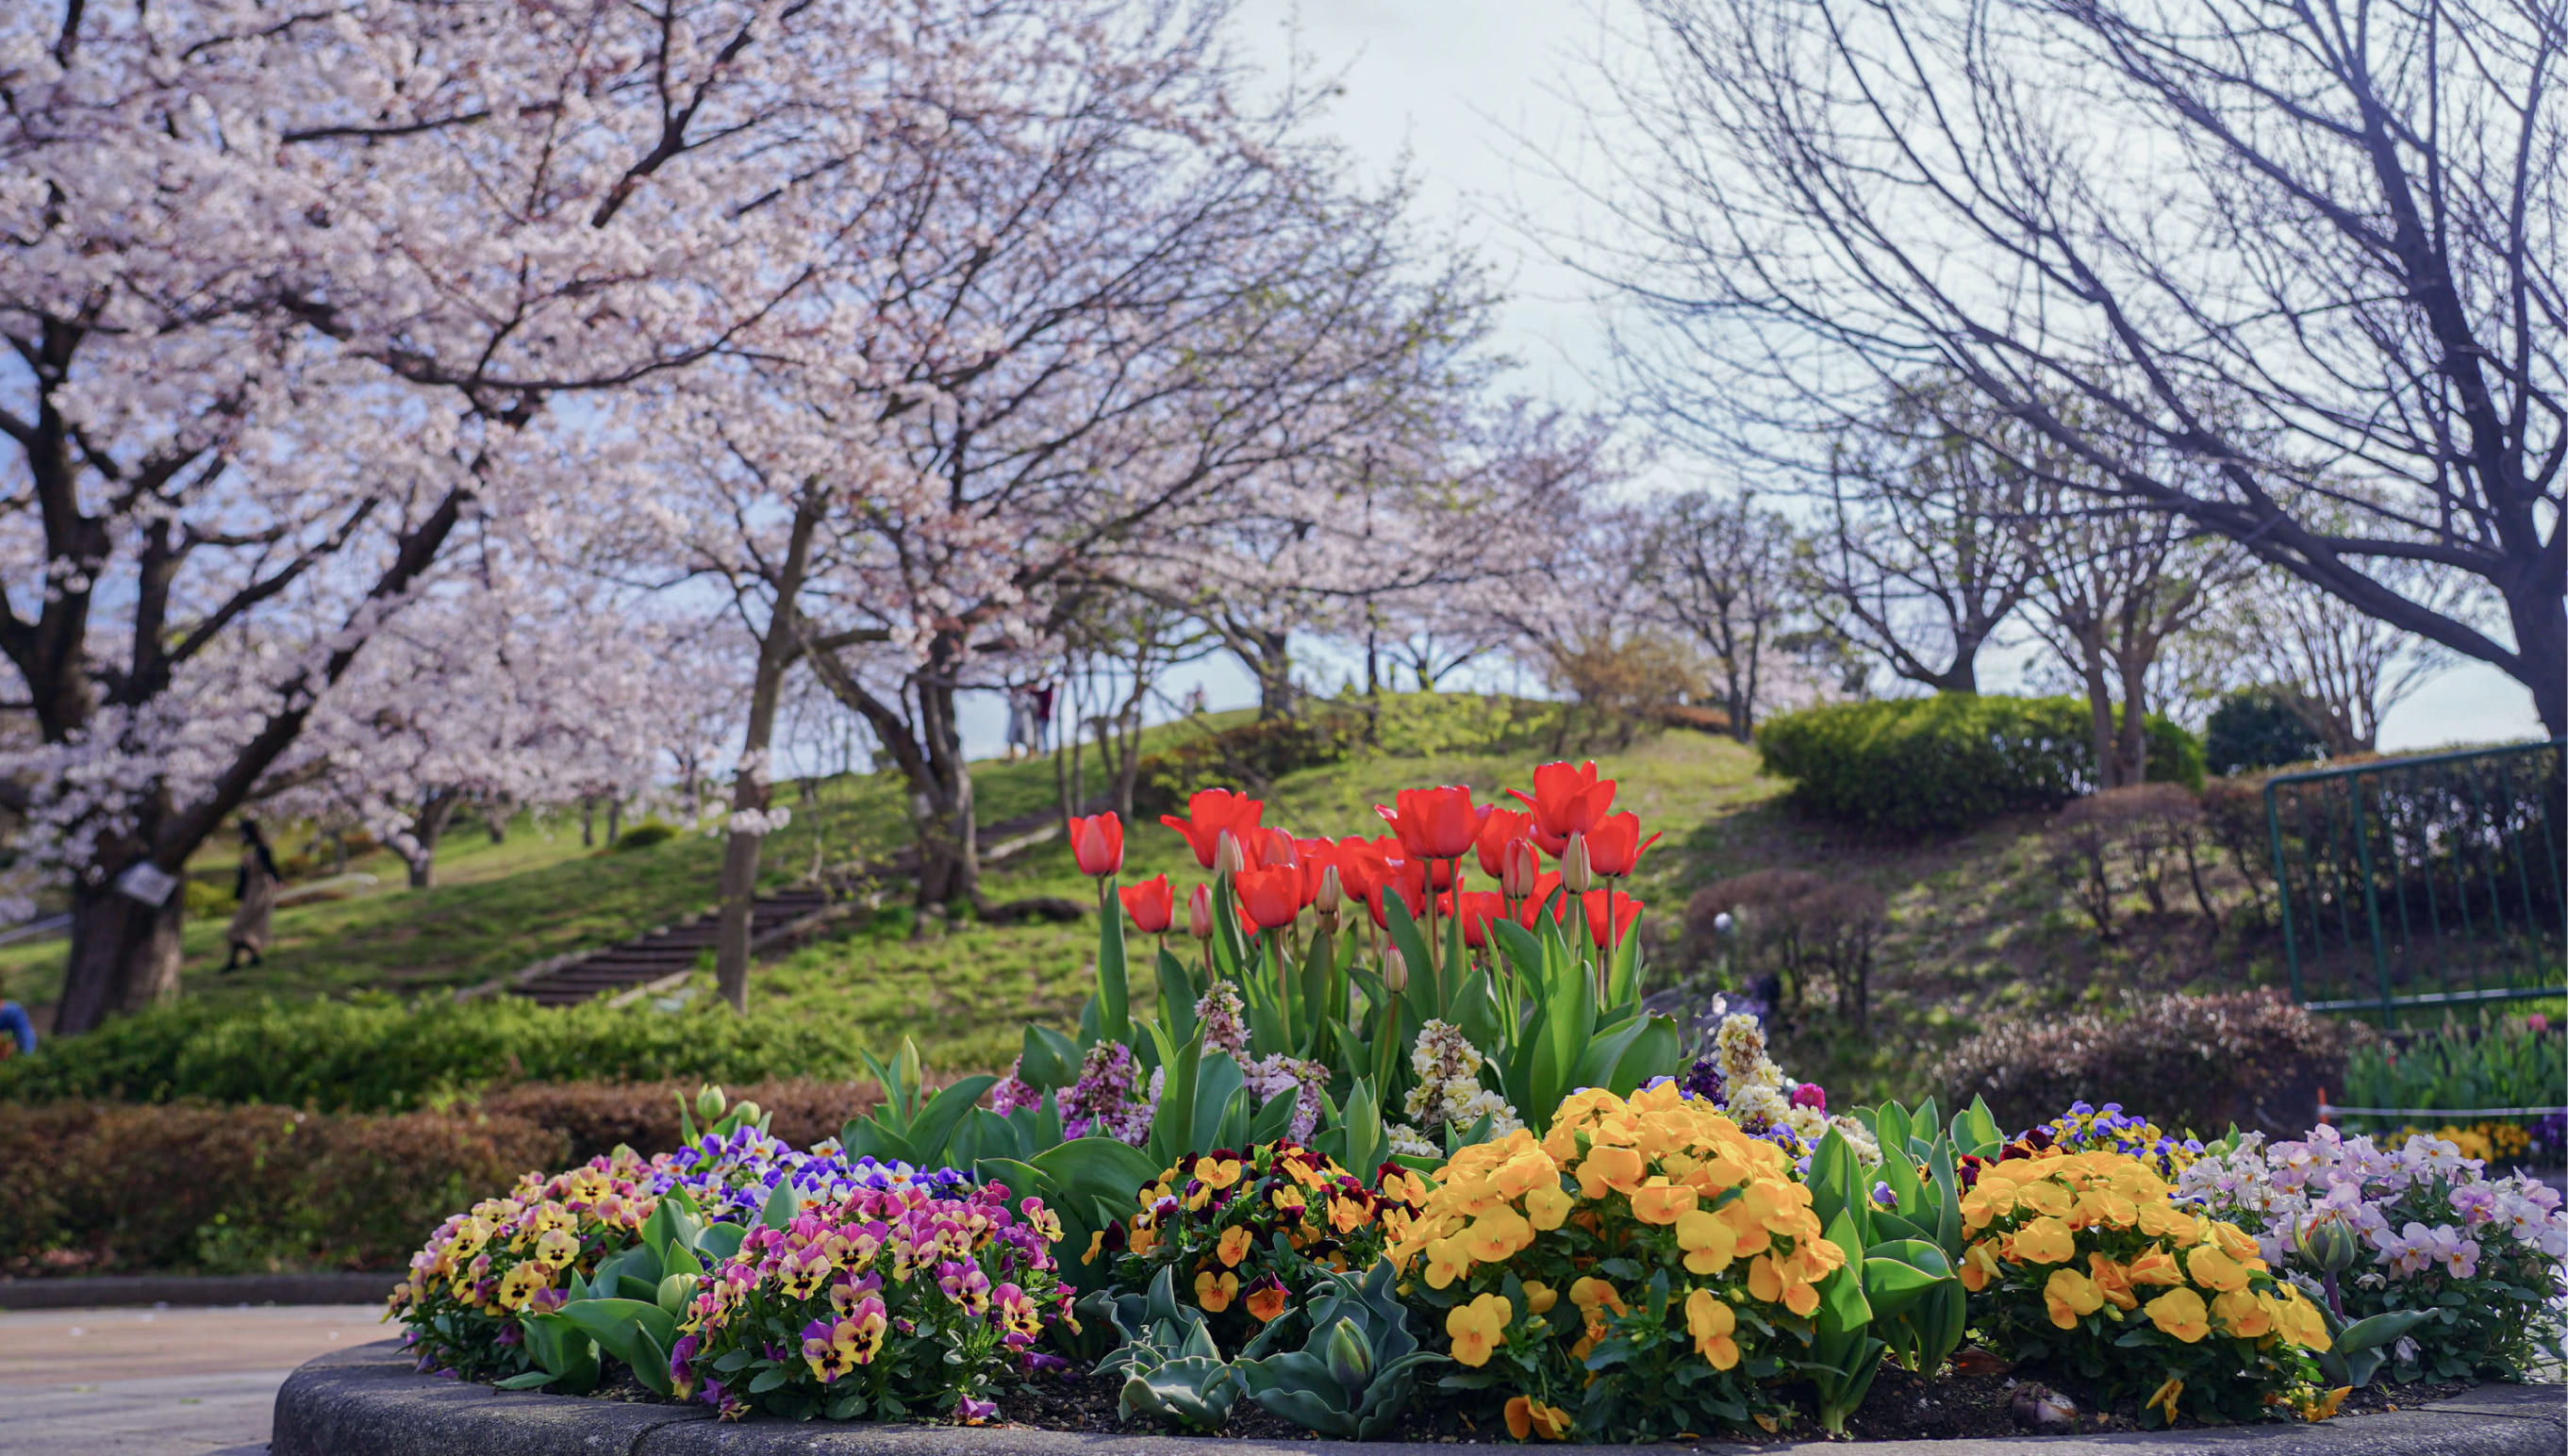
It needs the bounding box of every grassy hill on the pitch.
[2,695,2392,1100]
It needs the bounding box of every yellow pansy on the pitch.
[1446,1293,1512,1367]
[2042,1267,2104,1329]
[2144,1286,2211,1343]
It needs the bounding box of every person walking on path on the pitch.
[223,820,281,972]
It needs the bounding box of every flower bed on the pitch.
[378,763,2568,1442]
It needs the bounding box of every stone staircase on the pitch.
[487,799,1102,1008]
[505,889,844,1007]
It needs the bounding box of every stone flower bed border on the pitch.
[275,1340,2563,1456]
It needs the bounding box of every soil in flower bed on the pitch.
[560,1364,2484,1443]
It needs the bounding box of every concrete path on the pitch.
[0,1303,386,1455]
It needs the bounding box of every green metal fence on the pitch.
[2265,738,2565,1023]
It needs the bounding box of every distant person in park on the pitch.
[223,819,281,972]
[1184,684,1208,716]
[1031,680,1056,753]
[0,1000,33,1058]
[1002,684,1029,760]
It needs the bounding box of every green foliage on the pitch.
[2338,1013,2566,1127]
[609,822,679,852]
[1098,1266,1281,1431]
[0,994,872,1111]
[1238,1262,1445,1438]
[2204,688,2326,776]
[1756,694,2204,835]
[183,878,237,919]
[1133,715,1365,816]
[1361,692,1563,761]
[1814,1105,1975,1380]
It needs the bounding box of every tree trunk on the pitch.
[909,671,980,913]
[406,789,463,889]
[2505,581,2566,737]
[1937,626,1985,695]
[55,875,184,1034]
[2117,655,2152,786]
[714,489,822,1013]
[1250,628,1295,720]
[580,798,595,848]
[606,799,623,843]
[483,798,508,844]
[2077,635,2122,790]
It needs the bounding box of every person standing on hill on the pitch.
[1031,680,1056,754]
[223,820,281,972]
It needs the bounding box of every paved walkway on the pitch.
[0,1303,385,1455]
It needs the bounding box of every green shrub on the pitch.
[0,1100,565,1275]
[2204,687,2325,775]
[1133,712,1364,815]
[182,878,236,918]
[1755,694,2204,835]
[0,995,874,1112]
[1929,990,2364,1138]
[610,822,679,852]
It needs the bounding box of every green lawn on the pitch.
[5,695,2332,1103]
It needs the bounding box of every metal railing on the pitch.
[2266,738,2565,1023]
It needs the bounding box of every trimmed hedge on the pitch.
[1755,693,2204,835]
[0,994,874,1112]
[0,1100,566,1276]
[1929,990,2365,1139]
[473,1078,886,1165]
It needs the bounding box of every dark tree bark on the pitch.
[403,788,466,889]
[714,487,825,1013]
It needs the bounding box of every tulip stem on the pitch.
[1271,933,1293,1048]
[1603,880,1616,999]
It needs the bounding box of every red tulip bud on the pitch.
[1500,838,1539,900]
[1561,831,1594,893]
[1213,829,1247,877]
[1187,883,1214,941]
[1315,864,1344,915]
[1382,945,1408,994]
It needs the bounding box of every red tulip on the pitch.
[1374,785,1481,861]
[1475,806,1533,879]
[1581,889,1645,949]
[1508,761,1616,856]
[1329,836,1387,902]
[1440,890,1508,949]
[1500,838,1542,900]
[1294,837,1338,907]
[1160,789,1266,869]
[1118,874,1173,933]
[1368,874,1427,931]
[1255,827,1300,871]
[1069,812,1124,878]
[1187,883,1215,940]
[1235,865,1303,932]
[1583,812,1662,878]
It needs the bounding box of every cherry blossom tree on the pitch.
[0,0,1113,1030]
[273,578,672,888]
[786,157,1496,918]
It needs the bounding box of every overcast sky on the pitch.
[940,1,2548,760]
